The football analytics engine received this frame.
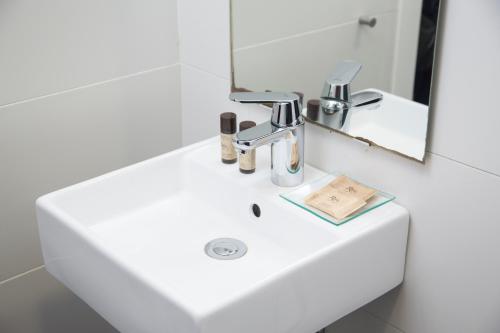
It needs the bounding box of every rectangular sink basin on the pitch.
[37,137,409,333]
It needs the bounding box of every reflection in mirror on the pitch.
[230,0,441,161]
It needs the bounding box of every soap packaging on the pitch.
[304,175,376,220]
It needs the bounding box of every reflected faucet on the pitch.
[320,60,383,118]
[229,92,304,187]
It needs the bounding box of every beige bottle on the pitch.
[220,112,237,164]
[238,121,256,174]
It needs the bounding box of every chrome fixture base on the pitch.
[229,92,304,187]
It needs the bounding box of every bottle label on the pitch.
[239,150,255,170]
[221,133,237,161]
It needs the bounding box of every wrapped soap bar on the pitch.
[305,187,366,219]
[304,175,376,219]
[327,175,376,201]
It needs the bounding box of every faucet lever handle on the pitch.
[229,92,303,128]
[229,92,299,104]
[326,60,362,86]
[322,60,362,104]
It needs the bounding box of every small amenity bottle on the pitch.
[306,99,320,121]
[238,121,256,174]
[220,112,237,164]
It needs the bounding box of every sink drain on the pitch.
[205,238,247,260]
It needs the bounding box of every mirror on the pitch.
[230,0,441,161]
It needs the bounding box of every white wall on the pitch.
[179,1,500,333]
[0,1,181,331]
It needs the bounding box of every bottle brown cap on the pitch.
[220,112,237,134]
[239,120,256,131]
[307,99,320,120]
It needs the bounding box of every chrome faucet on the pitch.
[320,60,383,115]
[229,92,304,187]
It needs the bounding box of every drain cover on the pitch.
[205,238,247,260]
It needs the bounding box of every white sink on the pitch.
[37,137,409,333]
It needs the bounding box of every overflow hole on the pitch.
[251,204,261,218]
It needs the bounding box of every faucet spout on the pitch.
[233,122,288,152]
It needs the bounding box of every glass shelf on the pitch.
[280,173,395,226]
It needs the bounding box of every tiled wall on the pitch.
[178,0,269,146]
[0,0,181,331]
[179,1,500,333]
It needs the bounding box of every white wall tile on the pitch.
[177,0,231,79]
[0,66,181,281]
[180,64,267,146]
[428,1,500,175]
[0,268,117,333]
[0,0,179,106]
